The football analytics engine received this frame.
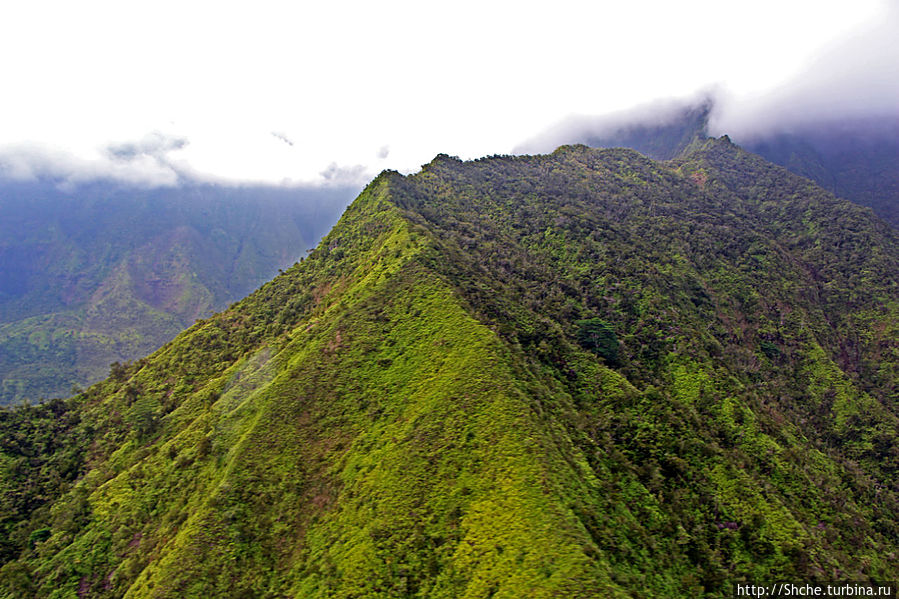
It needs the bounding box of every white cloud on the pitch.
[0,0,889,186]
[0,142,181,187]
[513,91,717,155]
[709,0,899,137]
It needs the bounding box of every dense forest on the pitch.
[542,101,899,230]
[1,139,897,597]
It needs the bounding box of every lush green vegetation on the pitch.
[1,140,897,597]
[744,119,899,229]
[0,182,355,404]
[578,102,898,230]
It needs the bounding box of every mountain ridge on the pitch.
[2,139,898,597]
[529,100,899,229]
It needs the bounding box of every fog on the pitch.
[513,93,718,156]
[517,2,898,152]
[710,1,898,139]
[0,2,892,188]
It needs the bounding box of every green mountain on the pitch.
[0,182,355,405]
[743,119,899,229]
[2,139,898,597]
[536,102,899,229]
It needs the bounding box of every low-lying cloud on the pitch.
[270,132,295,147]
[106,131,189,162]
[0,138,185,189]
[319,162,370,187]
[710,1,899,139]
[0,130,375,191]
[517,2,898,152]
[1,4,893,190]
[514,92,717,156]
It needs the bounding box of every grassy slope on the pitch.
[2,141,898,597]
[386,140,899,585]
[2,179,625,597]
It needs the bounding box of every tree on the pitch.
[575,318,620,366]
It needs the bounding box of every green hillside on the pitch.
[557,101,899,230]
[2,139,898,597]
[744,121,899,229]
[0,183,354,405]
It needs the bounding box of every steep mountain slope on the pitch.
[0,182,355,404]
[569,100,713,161]
[2,140,898,597]
[744,119,899,228]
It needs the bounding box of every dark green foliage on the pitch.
[0,397,88,564]
[27,528,50,548]
[575,318,620,365]
[573,101,898,230]
[1,141,898,597]
[759,340,781,361]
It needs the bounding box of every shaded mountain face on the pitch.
[546,102,899,229]
[743,120,899,228]
[2,141,898,597]
[0,182,355,405]
[573,100,714,161]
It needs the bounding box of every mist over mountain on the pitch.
[743,118,899,227]
[0,0,895,594]
[0,180,357,404]
[709,0,898,139]
[2,139,897,597]
[6,82,894,408]
[515,95,716,160]
[517,96,899,229]
[514,0,898,228]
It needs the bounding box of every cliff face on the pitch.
[2,139,898,597]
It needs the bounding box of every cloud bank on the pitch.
[0,131,375,190]
[516,2,898,153]
[0,136,185,188]
[709,0,899,138]
[0,2,891,188]
[514,92,718,156]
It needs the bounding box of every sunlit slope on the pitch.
[2,139,898,597]
[2,180,628,597]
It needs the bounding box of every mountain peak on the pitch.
[520,97,898,228]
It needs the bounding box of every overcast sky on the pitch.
[0,0,895,188]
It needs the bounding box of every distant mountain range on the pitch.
[742,119,899,228]
[0,181,356,404]
[2,139,897,596]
